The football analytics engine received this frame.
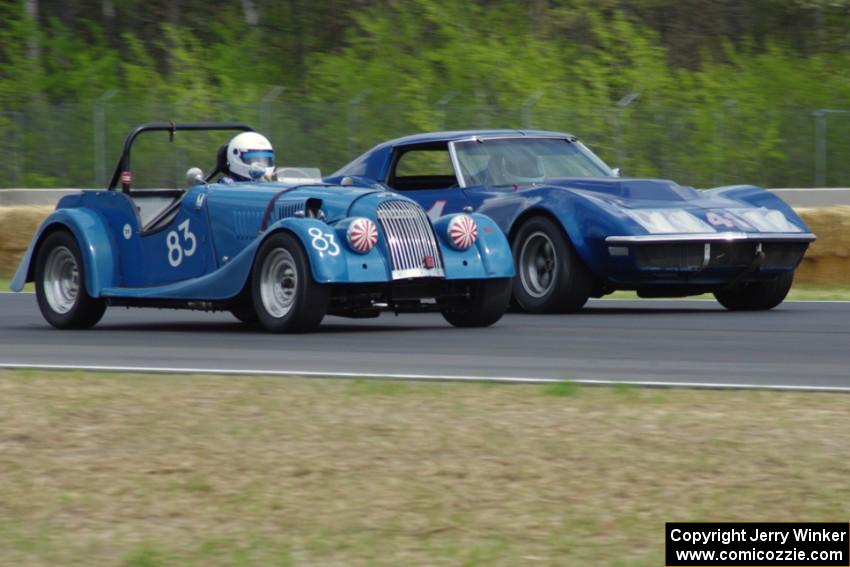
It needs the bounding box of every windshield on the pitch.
[453,138,614,187]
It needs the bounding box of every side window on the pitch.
[387,147,458,191]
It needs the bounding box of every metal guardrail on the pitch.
[768,188,850,207]
[0,189,79,206]
[3,188,850,208]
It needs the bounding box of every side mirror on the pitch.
[186,167,205,186]
[612,167,621,178]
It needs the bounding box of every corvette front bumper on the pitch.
[603,232,815,274]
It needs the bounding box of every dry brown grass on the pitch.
[796,207,850,285]
[0,206,52,277]
[1,371,849,566]
[1,205,848,284]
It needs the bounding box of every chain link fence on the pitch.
[1,100,848,189]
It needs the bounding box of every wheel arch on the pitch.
[256,217,392,284]
[507,206,605,297]
[506,198,615,281]
[508,207,566,244]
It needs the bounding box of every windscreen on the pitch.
[454,138,614,186]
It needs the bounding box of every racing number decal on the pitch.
[166,219,197,267]
[705,212,735,228]
[308,227,340,256]
[706,211,753,231]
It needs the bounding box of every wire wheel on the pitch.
[519,231,558,298]
[43,245,80,314]
[259,248,298,318]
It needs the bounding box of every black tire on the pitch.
[251,232,330,332]
[230,304,259,324]
[441,278,512,328]
[714,271,794,311]
[229,283,260,324]
[511,216,592,313]
[34,230,106,329]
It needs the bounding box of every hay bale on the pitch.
[792,206,850,285]
[797,206,850,259]
[1,205,848,285]
[0,206,53,278]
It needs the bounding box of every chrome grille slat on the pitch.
[389,202,413,270]
[376,200,445,280]
[408,202,431,266]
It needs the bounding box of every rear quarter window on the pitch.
[389,148,458,191]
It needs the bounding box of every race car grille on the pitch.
[376,200,445,280]
[707,243,757,268]
[635,242,808,271]
[635,244,704,271]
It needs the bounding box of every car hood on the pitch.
[522,177,811,237]
[542,177,722,206]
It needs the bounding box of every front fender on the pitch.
[432,213,515,279]
[264,217,391,283]
[707,185,811,231]
[10,208,116,296]
[485,188,625,276]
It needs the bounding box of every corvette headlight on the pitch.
[727,208,801,233]
[625,209,714,234]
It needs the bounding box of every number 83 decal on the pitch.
[308,227,340,256]
[166,219,197,267]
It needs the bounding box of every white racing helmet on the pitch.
[227,132,275,180]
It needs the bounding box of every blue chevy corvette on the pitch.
[328,130,816,313]
[10,124,514,332]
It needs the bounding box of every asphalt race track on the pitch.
[1,292,849,390]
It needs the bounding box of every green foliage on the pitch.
[541,380,582,397]
[0,0,849,187]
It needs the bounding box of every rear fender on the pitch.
[10,208,116,296]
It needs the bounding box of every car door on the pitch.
[384,143,472,221]
[136,186,216,286]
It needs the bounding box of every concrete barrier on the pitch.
[4,187,850,208]
[0,189,78,207]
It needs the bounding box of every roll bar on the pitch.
[108,122,255,192]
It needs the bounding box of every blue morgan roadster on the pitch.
[329,130,816,313]
[10,123,514,332]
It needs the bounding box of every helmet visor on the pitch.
[241,150,275,169]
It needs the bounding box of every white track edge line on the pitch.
[1,363,849,393]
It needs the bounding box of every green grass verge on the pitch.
[0,277,32,292]
[1,370,848,566]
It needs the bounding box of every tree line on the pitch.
[1,0,849,187]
